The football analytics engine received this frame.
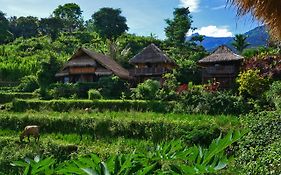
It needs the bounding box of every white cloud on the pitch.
[188,25,233,37]
[179,0,200,12]
[211,5,225,10]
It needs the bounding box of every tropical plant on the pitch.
[11,131,245,174]
[131,79,161,100]
[88,89,102,100]
[11,155,56,175]
[232,34,250,54]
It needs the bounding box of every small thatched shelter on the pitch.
[129,43,177,84]
[229,0,281,39]
[198,45,243,89]
[56,48,131,83]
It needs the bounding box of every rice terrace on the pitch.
[0,0,280,174]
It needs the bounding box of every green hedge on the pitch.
[12,99,169,112]
[0,92,35,104]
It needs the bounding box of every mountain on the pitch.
[188,26,269,51]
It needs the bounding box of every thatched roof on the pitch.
[198,45,243,64]
[129,43,177,66]
[228,0,281,39]
[58,48,131,79]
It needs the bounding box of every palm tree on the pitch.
[232,34,250,54]
[228,0,281,39]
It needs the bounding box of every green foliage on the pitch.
[266,81,281,110]
[0,92,35,104]
[98,76,128,99]
[47,83,78,99]
[132,80,160,100]
[53,3,84,32]
[175,89,248,115]
[232,34,250,54]
[234,111,281,174]
[11,16,39,39]
[88,89,102,100]
[17,75,39,92]
[11,156,56,175]
[39,17,64,41]
[11,131,244,174]
[91,8,128,40]
[0,11,12,44]
[165,8,192,45]
[0,111,237,146]
[236,69,270,98]
[11,99,167,113]
[157,73,178,101]
[37,57,62,88]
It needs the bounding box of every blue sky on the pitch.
[0,0,262,39]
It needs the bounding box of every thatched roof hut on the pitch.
[129,43,177,66]
[56,48,131,80]
[229,0,281,39]
[198,45,243,65]
[198,45,243,89]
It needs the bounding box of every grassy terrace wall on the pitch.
[12,99,170,112]
[0,111,239,145]
[0,92,35,104]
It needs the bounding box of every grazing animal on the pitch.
[84,108,92,113]
[20,125,40,142]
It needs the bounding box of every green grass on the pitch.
[0,111,240,174]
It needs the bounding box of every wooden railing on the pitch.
[204,65,236,75]
[130,67,168,76]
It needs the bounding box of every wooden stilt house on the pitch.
[129,43,177,84]
[55,48,131,83]
[198,45,243,89]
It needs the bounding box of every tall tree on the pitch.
[39,17,64,41]
[0,11,12,44]
[53,3,84,32]
[10,16,39,38]
[165,8,192,46]
[91,8,128,41]
[37,57,62,88]
[232,34,250,54]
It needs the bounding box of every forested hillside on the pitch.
[0,3,205,85]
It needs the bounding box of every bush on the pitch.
[47,83,78,99]
[234,111,281,174]
[236,69,270,98]
[132,79,160,100]
[266,81,281,110]
[17,75,39,92]
[88,89,102,100]
[98,76,128,99]
[175,89,248,115]
[157,73,179,101]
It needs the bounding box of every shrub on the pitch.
[266,81,281,110]
[48,83,78,99]
[88,89,102,100]
[157,73,179,101]
[132,79,160,100]
[234,111,281,174]
[175,89,248,115]
[17,75,39,92]
[98,76,128,99]
[236,69,270,98]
